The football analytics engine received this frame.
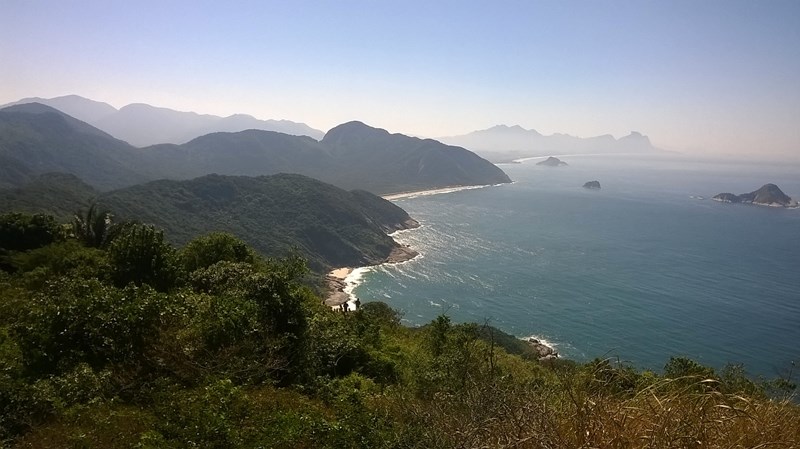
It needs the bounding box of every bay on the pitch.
[352,155,800,378]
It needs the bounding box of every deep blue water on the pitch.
[352,155,800,378]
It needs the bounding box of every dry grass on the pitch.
[392,375,800,449]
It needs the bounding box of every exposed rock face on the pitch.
[712,184,798,208]
[524,337,559,360]
[536,156,568,167]
[583,180,601,189]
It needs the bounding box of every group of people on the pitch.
[337,297,361,312]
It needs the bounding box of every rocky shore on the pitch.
[324,243,418,308]
[524,337,559,360]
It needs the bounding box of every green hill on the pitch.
[138,130,330,181]
[99,173,417,270]
[0,171,417,271]
[320,121,512,192]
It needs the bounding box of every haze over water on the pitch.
[353,155,800,378]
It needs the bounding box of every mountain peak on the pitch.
[619,131,652,146]
[1,95,118,123]
[1,102,60,115]
[0,102,113,139]
[321,121,391,145]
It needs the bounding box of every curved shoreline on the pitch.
[325,183,507,307]
[323,245,418,308]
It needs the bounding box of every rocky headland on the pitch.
[712,184,798,208]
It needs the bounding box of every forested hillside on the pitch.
[0,213,797,448]
[0,173,418,271]
[100,173,419,270]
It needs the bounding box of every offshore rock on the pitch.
[536,156,568,167]
[583,180,601,189]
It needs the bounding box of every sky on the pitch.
[1,0,799,159]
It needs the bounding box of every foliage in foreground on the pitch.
[0,211,798,448]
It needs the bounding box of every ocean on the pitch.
[349,154,800,378]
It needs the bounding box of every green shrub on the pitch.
[108,224,181,291]
[180,232,258,274]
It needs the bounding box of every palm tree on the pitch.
[72,203,113,247]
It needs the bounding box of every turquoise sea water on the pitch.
[352,155,800,378]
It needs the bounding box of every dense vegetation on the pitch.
[1,211,798,448]
[0,173,417,272]
[0,104,511,194]
[0,173,97,222]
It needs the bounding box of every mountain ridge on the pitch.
[0,104,511,194]
[440,124,665,162]
[0,104,153,189]
[1,95,325,146]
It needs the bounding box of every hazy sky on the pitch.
[2,0,799,158]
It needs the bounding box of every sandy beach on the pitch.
[324,244,419,308]
[382,184,498,201]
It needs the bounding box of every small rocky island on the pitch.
[712,183,798,208]
[536,156,568,167]
[583,180,601,189]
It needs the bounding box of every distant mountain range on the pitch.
[1,95,325,146]
[439,124,665,162]
[0,103,510,193]
[0,172,418,270]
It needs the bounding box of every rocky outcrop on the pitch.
[583,180,601,189]
[524,337,559,360]
[536,156,568,167]
[712,184,798,208]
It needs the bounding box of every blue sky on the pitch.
[1,0,799,158]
